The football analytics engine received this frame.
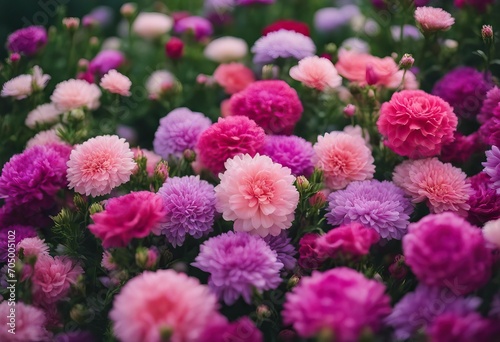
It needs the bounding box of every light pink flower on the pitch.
[0,302,50,342]
[132,12,173,39]
[100,69,132,96]
[26,129,65,148]
[17,237,49,258]
[32,255,83,304]
[25,103,63,128]
[51,79,102,111]
[146,70,175,99]
[31,65,51,90]
[101,251,117,271]
[414,7,455,33]
[483,219,500,248]
[290,56,342,91]
[213,63,255,94]
[215,154,299,237]
[313,132,375,190]
[1,74,33,99]
[204,36,248,62]
[110,269,219,342]
[393,158,472,216]
[66,135,136,197]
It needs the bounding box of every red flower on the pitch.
[262,20,310,37]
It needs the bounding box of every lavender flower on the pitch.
[0,225,37,262]
[192,231,283,305]
[7,26,47,56]
[483,146,500,194]
[157,176,216,247]
[54,331,97,342]
[174,16,213,40]
[89,50,125,76]
[326,180,413,240]
[263,230,296,271]
[314,6,360,33]
[251,29,315,65]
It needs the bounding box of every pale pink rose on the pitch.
[146,70,175,99]
[51,79,102,111]
[26,129,65,148]
[414,7,454,33]
[17,237,49,258]
[1,74,33,99]
[483,219,500,248]
[204,36,248,62]
[25,103,63,128]
[0,302,50,342]
[290,56,342,91]
[213,63,255,94]
[132,12,173,39]
[100,69,132,96]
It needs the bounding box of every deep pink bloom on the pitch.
[467,173,500,226]
[290,56,342,91]
[454,0,494,11]
[414,6,455,33]
[213,63,255,95]
[478,86,500,124]
[262,19,310,36]
[428,312,495,342]
[89,191,166,248]
[165,37,184,59]
[199,316,263,342]
[196,116,265,175]
[377,90,458,158]
[0,302,49,341]
[298,233,323,269]
[89,50,125,76]
[110,270,218,342]
[7,26,47,56]
[174,16,213,40]
[282,268,391,339]
[403,212,492,295]
[440,132,483,164]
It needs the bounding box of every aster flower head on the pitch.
[263,230,297,271]
[110,270,219,342]
[428,312,494,342]
[153,107,211,159]
[1,74,34,100]
[0,225,36,262]
[157,176,216,247]
[193,231,283,305]
[145,70,176,99]
[313,131,375,190]
[204,36,248,63]
[196,116,265,175]
[26,129,65,149]
[66,135,136,197]
[174,16,213,40]
[478,86,500,123]
[100,69,131,96]
[7,26,47,56]
[25,103,63,129]
[0,144,71,208]
[314,6,360,33]
[51,79,102,111]
[377,90,458,158]
[290,56,342,91]
[326,180,413,240]
[199,316,263,342]
[483,146,500,193]
[215,154,299,237]
[229,80,303,135]
[440,132,482,164]
[414,6,455,34]
[251,29,316,65]
[467,172,500,225]
[17,236,49,259]
[0,302,49,342]
[298,233,323,269]
[403,212,492,295]
[282,268,391,339]
[89,50,125,76]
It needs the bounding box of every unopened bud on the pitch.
[482,25,493,40]
[9,53,20,63]
[154,161,169,182]
[89,203,104,215]
[295,176,310,192]
[308,192,327,209]
[165,37,184,60]
[183,149,196,162]
[262,64,278,80]
[120,3,137,18]
[399,53,414,70]
[136,247,159,270]
[70,304,90,324]
[343,104,356,117]
[365,65,379,86]
[77,58,89,71]
[89,36,100,47]
[324,43,337,55]
[63,17,80,31]
[287,275,300,289]
[256,305,271,319]
[389,254,408,280]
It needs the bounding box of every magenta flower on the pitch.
[199,317,263,342]
[483,145,500,193]
[7,26,47,56]
[466,172,500,226]
[428,312,494,342]
[89,50,125,76]
[174,16,213,40]
[0,225,36,262]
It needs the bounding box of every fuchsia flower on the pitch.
[100,70,131,96]
[89,50,125,76]
[0,302,49,342]
[51,79,102,111]
[262,19,310,36]
[199,316,263,342]
[174,16,213,40]
[17,237,49,258]
[213,63,255,94]
[215,154,299,237]
[7,26,47,56]
[290,56,342,91]
[414,6,455,33]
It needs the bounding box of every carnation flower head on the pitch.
[110,269,218,342]
[251,29,316,65]
[7,26,47,56]
[0,302,49,342]
[17,236,49,259]
[25,103,63,129]
[440,132,482,164]
[89,191,166,248]
[193,231,283,305]
[132,12,173,39]
[156,176,216,247]
[298,233,323,269]
[483,145,500,193]
[51,79,102,111]
[229,80,303,135]
[199,316,263,342]
[66,135,136,197]
[263,230,296,271]
[262,19,310,36]
[414,6,455,33]
[259,135,314,177]
[1,74,33,99]
[204,36,248,63]
[213,63,255,95]
[196,116,265,175]
[326,180,413,240]
[428,312,494,342]
[282,268,391,339]
[478,86,500,124]
[479,106,500,147]
[467,172,500,225]
[89,50,125,76]
[403,212,492,295]
[153,107,211,159]
[385,284,482,340]
[290,56,342,91]
[0,225,36,262]
[0,144,71,208]
[145,70,175,99]
[432,67,493,119]
[100,69,131,96]
[377,90,458,158]
[174,16,213,40]
[313,131,375,190]
[215,154,299,237]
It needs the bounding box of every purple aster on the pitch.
[89,50,125,76]
[0,225,37,262]
[54,331,97,342]
[479,104,500,147]
[428,312,494,342]
[478,86,500,123]
[326,180,413,240]
[7,26,47,56]
[192,231,283,305]
[0,144,71,209]
[153,107,212,159]
[385,285,482,340]
[467,172,500,225]
[251,30,316,65]
[391,25,422,41]
[199,317,263,342]
[314,6,360,34]
[259,135,314,177]
[174,16,213,41]
[483,145,500,193]
[82,6,114,28]
[157,176,216,247]
[432,67,493,119]
[263,230,296,271]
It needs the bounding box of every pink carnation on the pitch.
[100,69,132,96]
[0,302,50,342]
[51,79,102,111]
[377,90,458,158]
[17,237,49,258]
[1,74,33,99]
[26,129,65,148]
[313,131,375,190]
[229,80,303,135]
[393,158,472,216]
[414,6,455,33]
[89,191,166,248]
[196,116,265,175]
[66,135,136,197]
[32,255,83,304]
[213,63,255,94]
[215,154,299,237]
[290,56,342,91]
[110,269,218,342]
[25,103,63,129]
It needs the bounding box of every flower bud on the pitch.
[287,275,300,289]
[120,3,137,18]
[165,37,184,60]
[324,43,337,55]
[63,17,80,31]
[183,149,196,162]
[399,53,414,70]
[262,64,278,80]
[135,247,159,270]
[77,58,89,70]
[89,202,104,215]
[308,192,327,209]
[256,305,271,319]
[343,104,356,117]
[154,161,169,183]
[9,53,20,63]
[482,25,493,40]
[89,36,100,47]
[389,254,408,280]
[295,176,310,192]
[365,65,379,86]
